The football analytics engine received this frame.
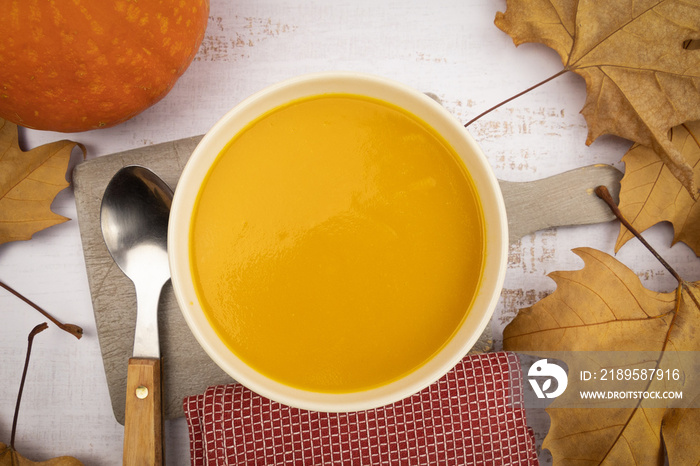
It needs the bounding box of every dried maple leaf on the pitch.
[0,118,85,245]
[0,444,82,466]
[616,121,700,256]
[495,0,700,196]
[504,247,700,464]
[661,393,700,465]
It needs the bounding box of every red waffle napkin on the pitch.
[183,351,538,465]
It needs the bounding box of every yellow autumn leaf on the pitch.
[0,119,84,245]
[0,443,82,465]
[661,394,700,465]
[616,121,700,256]
[504,247,700,464]
[495,0,700,196]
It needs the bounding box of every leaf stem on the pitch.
[10,323,48,449]
[0,280,83,339]
[595,185,682,283]
[464,69,569,127]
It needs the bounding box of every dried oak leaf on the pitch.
[616,121,700,256]
[503,247,700,464]
[495,0,700,196]
[0,444,82,465]
[0,119,85,245]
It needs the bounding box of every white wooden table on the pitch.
[2,1,698,464]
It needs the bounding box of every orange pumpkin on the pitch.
[0,1,209,132]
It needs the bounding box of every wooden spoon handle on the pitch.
[123,357,163,465]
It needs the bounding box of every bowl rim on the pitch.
[168,71,509,412]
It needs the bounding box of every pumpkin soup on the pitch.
[190,94,484,393]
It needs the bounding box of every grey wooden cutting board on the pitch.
[73,136,621,424]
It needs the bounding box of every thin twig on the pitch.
[11,322,48,449]
[464,69,569,127]
[0,280,83,339]
[595,185,682,283]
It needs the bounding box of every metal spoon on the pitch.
[100,165,173,466]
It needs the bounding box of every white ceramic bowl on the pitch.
[168,71,508,412]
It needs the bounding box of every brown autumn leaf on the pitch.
[661,393,700,464]
[0,444,82,466]
[0,118,85,245]
[503,247,700,464]
[616,121,700,256]
[495,0,700,196]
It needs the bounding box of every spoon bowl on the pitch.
[101,166,172,288]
